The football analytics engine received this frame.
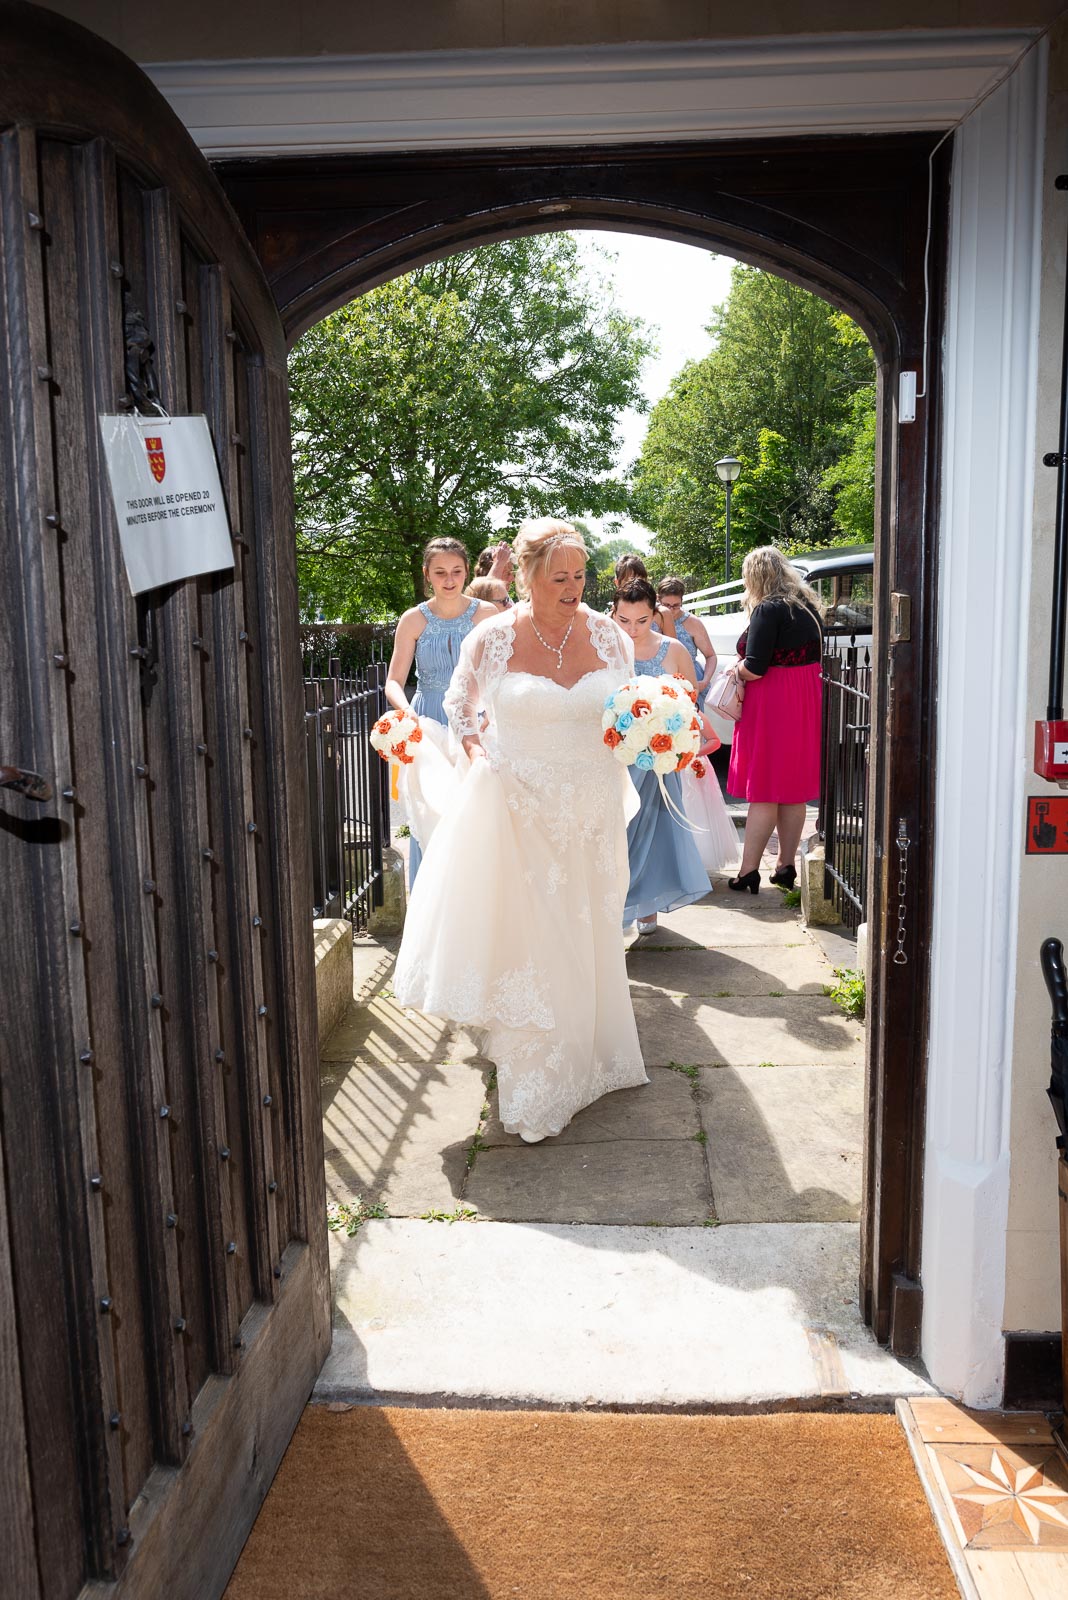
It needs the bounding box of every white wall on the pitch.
[921,38,1047,1406]
[1002,18,1068,1339]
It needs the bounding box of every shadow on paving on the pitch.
[319,890,864,1230]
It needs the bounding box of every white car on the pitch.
[685,544,874,745]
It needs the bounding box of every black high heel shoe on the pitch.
[727,869,760,895]
[769,865,797,888]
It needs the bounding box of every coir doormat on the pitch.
[225,1406,957,1600]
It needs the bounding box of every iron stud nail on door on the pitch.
[109,1413,121,1430]
[263,1094,272,1107]
[159,1104,170,1118]
[150,993,163,1008]
[257,1004,267,1017]
[233,1334,244,1349]
[36,364,52,382]
[181,1421,192,1437]
[116,1529,131,1549]
[52,652,67,666]
[166,1213,178,1228]
[80,1048,93,1064]
[196,742,207,755]
[226,1241,236,1255]
[69,920,82,936]
[207,949,219,963]
[143,877,156,894]
[214,1048,225,1063]
[89,1175,102,1191]
[99,1297,112,1314]
[267,1181,278,1194]
[220,1146,231,1160]
[173,1317,186,1333]
[27,210,43,229]
[45,512,60,527]
[61,786,76,801]
[108,261,123,278]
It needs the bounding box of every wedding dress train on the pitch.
[393,608,648,1141]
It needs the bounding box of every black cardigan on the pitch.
[737,598,822,675]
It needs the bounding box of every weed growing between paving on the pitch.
[420,1206,478,1223]
[327,1198,388,1236]
[758,1061,777,1069]
[668,1061,699,1083]
[826,967,866,1019]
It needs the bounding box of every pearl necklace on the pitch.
[529,608,574,672]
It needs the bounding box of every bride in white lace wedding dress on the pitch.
[393,521,648,1142]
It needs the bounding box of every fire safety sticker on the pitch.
[1026,796,1068,854]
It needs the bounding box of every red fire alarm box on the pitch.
[1035,720,1068,782]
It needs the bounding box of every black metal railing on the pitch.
[304,659,390,931]
[820,639,872,932]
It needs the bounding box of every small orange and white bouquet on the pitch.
[369,708,423,766]
[601,675,704,831]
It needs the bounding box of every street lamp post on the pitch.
[714,456,742,582]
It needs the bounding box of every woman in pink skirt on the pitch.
[725,547,823,894]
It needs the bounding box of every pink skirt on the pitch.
[727,663,822,803]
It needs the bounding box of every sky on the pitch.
[572,230,738,551]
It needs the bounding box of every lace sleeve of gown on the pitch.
[443,614,515,737]
[587,609,634,674]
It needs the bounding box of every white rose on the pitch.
[653,749,678,775]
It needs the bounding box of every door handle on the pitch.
[0,765,53,802]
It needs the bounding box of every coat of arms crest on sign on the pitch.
[144,436,166,483]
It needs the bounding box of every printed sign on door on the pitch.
[99,414,234,595]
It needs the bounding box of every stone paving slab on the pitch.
[479,1066,698,1147]
[464,1137,711,1225]
[351,936,397,1005]
[633,992,865,1067]
[633,891,808,950]
[321,1057,488,1213]
[626,943,832,997]
[317,1219,932,1406]
[320,994,483,1065]
[698,1064,864,1224]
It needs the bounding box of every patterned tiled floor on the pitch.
[900,1399,1068,1598]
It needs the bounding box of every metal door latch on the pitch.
[0,765,53,801]
[890,592,911,644]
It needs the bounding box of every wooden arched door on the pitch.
[0,6,329,1597]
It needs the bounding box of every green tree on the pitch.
[632,267,875,578]
[289,237,652,618]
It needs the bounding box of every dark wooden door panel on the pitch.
[0,5,329,1596]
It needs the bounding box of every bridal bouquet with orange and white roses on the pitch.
[369,708,423,766]
[601,675,701,773]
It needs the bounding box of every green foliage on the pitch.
[826,967,866,1019]
[290,237,652,619]
[632,266,876,578]
[326,1198,388,1236]
[668,1060,699,1082]
[420,1206,479,1223]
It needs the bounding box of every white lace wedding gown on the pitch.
[393,607,648,1141]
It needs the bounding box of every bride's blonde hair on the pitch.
[741,545,822,617]
[513,518,587,599]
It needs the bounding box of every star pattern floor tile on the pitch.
[933,1444,1068,1550]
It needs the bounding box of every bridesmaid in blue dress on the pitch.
[385,538,497,885]
[655,575,717,708]
[613,579,711,935]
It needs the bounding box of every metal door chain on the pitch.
[893,818,910,965]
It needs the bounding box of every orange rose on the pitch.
[374,717,393,736]
[398,751,415,765]
[631,698,652,718]
[650,734,674,754]
[603,727,624,748]
[393,740,407,759]
[691,758,706,778]
[690,718,700,731]
[677,750,694,769]
[408,725,423,743]
[661,684,678,699]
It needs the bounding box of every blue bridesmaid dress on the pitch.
[661,609,709,709]
[407,597,480,885]
[624,636,710,923]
